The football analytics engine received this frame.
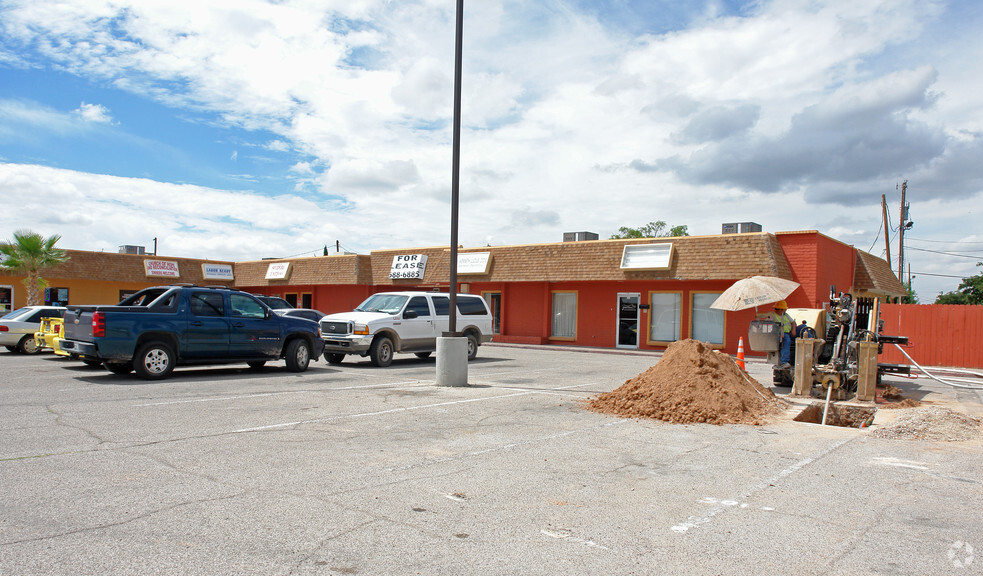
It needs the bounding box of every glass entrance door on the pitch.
[617,293,640,348]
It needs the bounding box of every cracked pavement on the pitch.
[1,345,981,575]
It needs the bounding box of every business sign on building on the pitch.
[144,259,180,278]
[202,263,234,281]
[390,254,428,280]
[458,252,492,275]
[265,262,291,280]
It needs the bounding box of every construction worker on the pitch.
[771,300,793,366]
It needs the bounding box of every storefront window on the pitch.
[45,287,69,306]
[551,292,577,339]
[692,293,725,345]
[649,292,681,342]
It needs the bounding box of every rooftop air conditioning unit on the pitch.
[722,222,761,234]
[119,245,146,255]
[562,231,599,242]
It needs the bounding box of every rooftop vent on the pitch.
[118,245,146,255]
[563,231,599,242]
[722,222,762,234]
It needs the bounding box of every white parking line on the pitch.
[232,389,537,433]
[670,437,852,533]
[133,380,432,406]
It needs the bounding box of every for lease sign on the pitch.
[144,259,180,278]
[390,254,428,280]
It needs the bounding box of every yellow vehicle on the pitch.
[35,316,67,355]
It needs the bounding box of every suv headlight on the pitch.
[353,323,369,335]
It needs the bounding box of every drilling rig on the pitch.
[748,287,909,399]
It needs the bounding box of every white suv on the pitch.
[319,292,493,367]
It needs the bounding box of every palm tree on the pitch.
[0,230,70,306]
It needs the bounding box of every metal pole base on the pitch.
[436,336,468,387]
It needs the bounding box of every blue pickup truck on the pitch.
[60,285,324,379]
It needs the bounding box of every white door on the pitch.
[397,295,436,349]
[616,293,640,348]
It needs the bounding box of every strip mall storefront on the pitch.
[236,230,904,356]
[1,230,903,357]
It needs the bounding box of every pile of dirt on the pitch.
[877,384,921,409]
[880,384,906,400]
[871,406,982,441]
[587,339,786,426]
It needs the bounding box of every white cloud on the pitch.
[74,102,114,124]
[0,0,980,300]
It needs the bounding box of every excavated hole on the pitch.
[793,402,876,428]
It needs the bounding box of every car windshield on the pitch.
[355,294,408,314]
[2,308,31,321]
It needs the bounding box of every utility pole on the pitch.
[897,180,907,282]
[881,194,891,269]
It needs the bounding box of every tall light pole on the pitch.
[449,0,463,334]
[436,0,468,386]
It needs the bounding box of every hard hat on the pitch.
[774,300,787,309]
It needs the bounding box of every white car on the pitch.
[319,292,493,367]
[1,306,68,354]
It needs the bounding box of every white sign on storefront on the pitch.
[390,254,428,280]
[265,262,291,280]
[144,259,180,278]
[202,263,234,280]
[458,252,492,275]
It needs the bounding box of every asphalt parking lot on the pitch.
[1,344,981,576]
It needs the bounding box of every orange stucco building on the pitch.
[1,230,903,358]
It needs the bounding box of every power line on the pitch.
[912,271,971,279]
[906,246,983,259]
[867,212,882,253]
[907,237,983,245]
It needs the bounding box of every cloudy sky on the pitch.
[1,0,980,300]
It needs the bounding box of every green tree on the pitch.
[934,263,983,305]
[0,230,70,306]
[610,221,690,239]
[901,282,919,304]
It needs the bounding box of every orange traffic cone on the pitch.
[736,337,746,370]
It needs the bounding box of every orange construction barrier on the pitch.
[736,337,746,370]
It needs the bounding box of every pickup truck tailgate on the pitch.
[62,307,96,342]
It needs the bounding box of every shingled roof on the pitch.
[228,233,795,286]
[451,232,794,283]
[44,250,235,286]
[234,254,372,287]
[854,250,905,297]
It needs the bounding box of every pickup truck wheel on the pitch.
[247,361,267,370]
[285,339,311,372]
[325,353,345,365]
[370,336,394,367]
[18,336,40,355]
[134,341,175,380]
[105,362,133,375]
[466,333,479,361]
[5,345,18,352]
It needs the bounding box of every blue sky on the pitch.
[0,0,981,300]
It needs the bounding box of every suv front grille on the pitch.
[320,321,351,336]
